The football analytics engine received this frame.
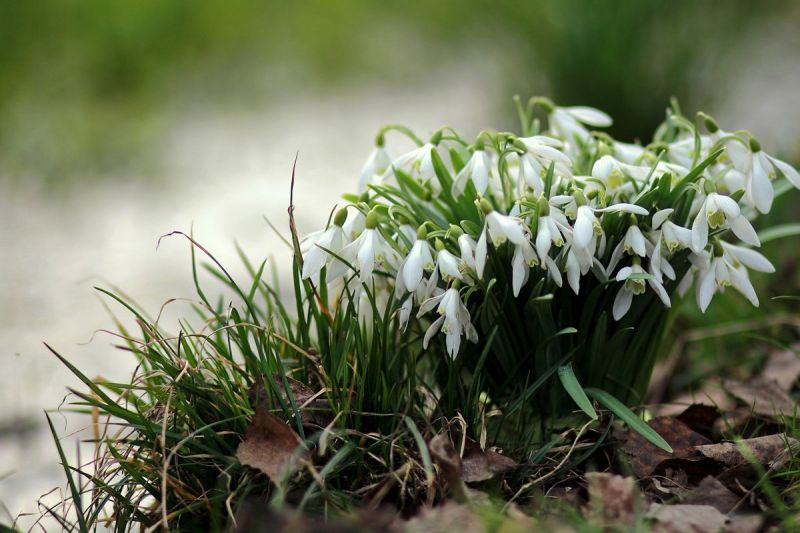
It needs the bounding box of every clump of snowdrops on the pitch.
[301,96,800,430]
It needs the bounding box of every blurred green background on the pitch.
[1,0,798,183]
[2,0,800,525]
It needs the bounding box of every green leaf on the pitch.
[758,223,800,244]
[558,364,598,420]
[586,388,673,453]
[46,413,88,532]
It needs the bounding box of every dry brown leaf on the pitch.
[403,504,485,533]
[252,374,331,426]
[236,407,305,481]
[723,514,764,533]
[656,377,735,417]
[583,472,638,528]
[722,377,797,418]
[681,476,740,513]
[617,417,712,478]
[762,347,800,392]
[429,434,469,502]
[695,433,799,470]
[461,439,517,483]
[647,503,727,533]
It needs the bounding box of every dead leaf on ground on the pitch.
[403,503,488,533]
[681,476,740,513]
[236,406,306,481]
[723,514,764,533]
[617,417,712,478]
[646,503,727,533]
[247,374,331,426]
[676,404,721,440]
[429,434,468,502]
[722,376,797,418]
[656,377,735,417]
[695,433,799,470]
[461,439,517,483]
[762,347,800,392]
[583,472,638,528]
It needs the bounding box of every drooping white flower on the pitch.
[452,149,493,197]
[606,222,647,274]
[726,137,800,214]
[652,208,692,253]
[695,242,773,312]
[573,202,649,251]
[343,209,366,240]
[328,212,401,282]
[458,233,477,272]
[516,136,573,194]
[301,208,350,280]
[549,106,612,146]
[387,142,438,191]
[435,246,464,282]
[511,240,539,296]
[358,146,392,192]
[691,191,759,252]
[396,236,434,293]
[475,204,530,278]
[301,225,346,280]
[612,263,670,320]
[418,287,478,358]
[533,197,569,264]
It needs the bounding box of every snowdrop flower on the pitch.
[606,220,647,274]
[301,208,348,280]
[511,240,540,296]
[572,194,648,251]
[534,196,568,264]
[328,211,400,282]
[457,233,477,272]
[475,200,530,278]
[549,105,612,146]
[652,209,692,253]
[418,286,478,358]
[691,189,759,252]
[396,226,434,293]
[695,240,774,312]
[388,142,438,191]
[452,146,493,197]
[358,145,392,192]
[434,240,464,282]
[613,141,647,165]
[343,209,366,240]
[726,136,800,214]
[613,262,670,320]
[515,136,573,194]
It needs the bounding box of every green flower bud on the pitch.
[333,208,348,227]
[448,224,464,238]
[537,196,550,217]
[365,210,379,229]
[749,136,761,153]
[434,238,445,252]
[703,179,717,195]
[478,197,494,214]
[416,224,428,240]
[429,130,443,146]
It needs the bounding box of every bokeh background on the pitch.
[2,0,800,525]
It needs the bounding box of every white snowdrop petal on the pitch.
[564,106,613,127]
[612,289,633,321]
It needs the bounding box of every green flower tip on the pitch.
[434,238,445,252]
[365,210,380,229]
[537,196,550,216]
[532,96,555,113]
[333,208,348,227]
[699,112,719,134]
[416,224,428,240]
[375,133,385,148]
[478,197,494,215]
[429,130,443,146]
[359,191,370,203]
[448,224,464,239]
[749,135,761,153]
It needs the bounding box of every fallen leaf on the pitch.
[722,377,797,418]
[676,404,721,441]
[403,504,486,533]
[429,434,468,502]
[617,417,712,478]
[723,514,764,533]
[249,374,331,426]
[695,433,799,470]
[656,377,735,417]
[762,347,800,392]
[583,472,638,528]
[461,439,517,483]
[681,476,740,513]
[646,503,727,533]
[236,407,306,481]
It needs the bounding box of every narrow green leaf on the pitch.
[404,417,434,486]
[45,413,88,532]
[758,223,800,244]
[558,364,598,420]
[586,388,673,453]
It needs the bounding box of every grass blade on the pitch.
[585,388,673,453]
[558,364,598,420]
